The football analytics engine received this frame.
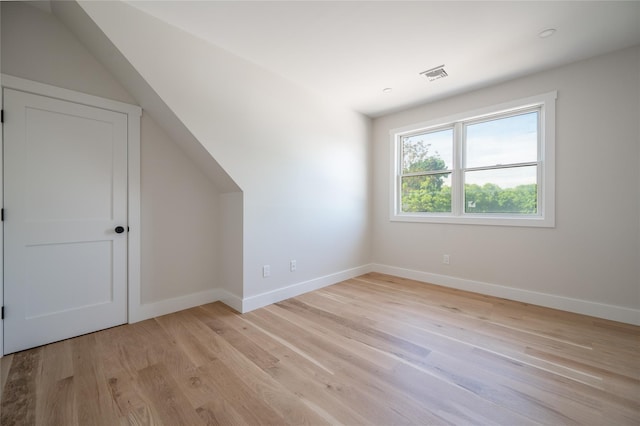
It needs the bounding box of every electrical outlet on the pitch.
[263,265,271,278]
[290,260,297,272]
[443,254,450,265]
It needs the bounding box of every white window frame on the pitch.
[390,91,556,227]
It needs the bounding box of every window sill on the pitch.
[390,213,555,228]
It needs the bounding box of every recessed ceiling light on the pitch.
[382,88,393,93]
[420,65,448,82]
[538,28,556,38]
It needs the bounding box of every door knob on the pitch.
[115,226,125,234]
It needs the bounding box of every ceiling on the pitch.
[121,1,640,118]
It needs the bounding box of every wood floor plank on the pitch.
[195,398,249,426]
[35,376,76,426]
[198,311,280,370]
[71,333,121,426]
[154,312,216,368]
[469,346,640,424]
[106,370,148,419]
[193,359,288,425]
[1,272,638,425]
[247,305,478,424]
[199,303,372,425]
[1,348,41,426]
[295,321,531,424]
[35,339,74,424]
[324,278,610,386]
[167,307,331,426]
[136,363,205,426]
[0,354,14,402]
[98,319,195,380]
[121,404,157,426]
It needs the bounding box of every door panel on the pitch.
[24,106,116,222]
[25,240,113,319]
[3,88,128,354]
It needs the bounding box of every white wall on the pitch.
[1,2,223,308]
[75,1,372,306]
[0,0,3,354]
[220,192,244,304]
[1,2,132,104]
[373,46,640,320]
[140,114,220,304]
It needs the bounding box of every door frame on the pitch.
[1,75,142,356]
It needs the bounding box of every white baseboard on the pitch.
[241,264,373,313]
[217,289,244,313]
[132,288,238,322]
[372,264,640,326]
[129,264,639,326]
[128,264,372,322]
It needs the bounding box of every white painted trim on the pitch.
[127,113,142,323]
[135,289,230,321]
[1,74,141,116]
[372,264,640,326]
[0,76,143,342]
[216,289,244,314]
[241,265,374,313]
[136,264,372,320]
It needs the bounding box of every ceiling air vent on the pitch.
[420,65,448,82]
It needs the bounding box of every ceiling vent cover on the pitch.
[420,65,448,82]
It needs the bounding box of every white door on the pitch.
[3,88,128,354]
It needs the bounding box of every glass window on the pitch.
[400,128,453,213]
[465,111,538,168]
[391,92,556,227]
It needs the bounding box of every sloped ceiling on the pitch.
[51,0,241,193]
[126,1,640,117]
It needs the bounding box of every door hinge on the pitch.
[1,208,3,221]
[1,110,4,123]
[1,306,4,320]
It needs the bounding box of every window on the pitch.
[391,92,556,227]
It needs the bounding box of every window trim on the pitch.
[389,91,557,227]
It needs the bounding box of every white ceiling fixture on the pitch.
[539,28,557,38]
[420,65,448,82]
[126,1,640,117]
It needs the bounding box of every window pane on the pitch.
[466,111,538,168]
[401,173,451,213]
[465,166,537,214]
[402,128,453,173]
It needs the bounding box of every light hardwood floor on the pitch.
[1,272,639,425]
